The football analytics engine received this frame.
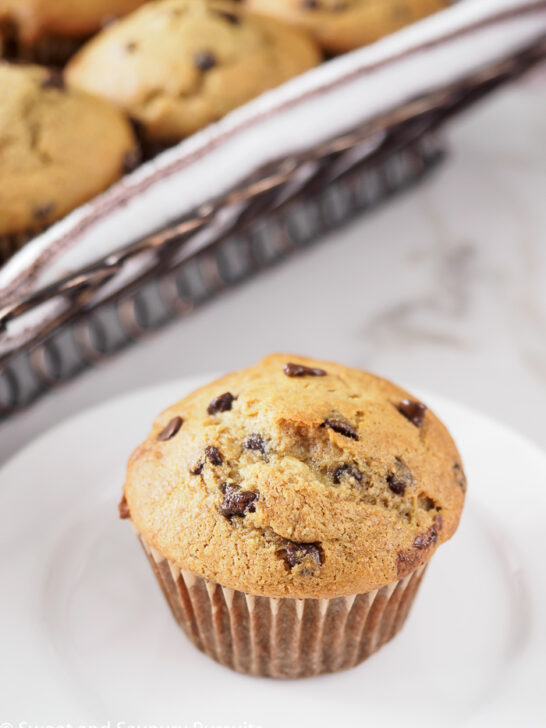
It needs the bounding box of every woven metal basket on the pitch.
[0,37,544,419]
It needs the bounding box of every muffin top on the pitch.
[123,354,466,599]
[0,62,137,236]
[245,0,449,54]
[66,0,321,141]
[0,0,147,43]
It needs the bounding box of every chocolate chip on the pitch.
[122,149,140,174]
[323,418,358,440]
[118,495,130,519]
[396,549,420,577]
[125,41,138,52]
[244,433,266,455]
[194,50,217,71]
[189,460,203,475]
[453,462,466,491]
[156,416,183,441]
[413,530,436,550]
[397,514,443,575]
[301,0,319,8]
[387,458,413,495]
[205,445,223,466]
[207,392,234,415]
[397,399,427,428]
[332,463,362,485]
[387,479,405,496]
[282,541,323,569]
[414,514,443,549]
[220,484,259,519]
[216,10,240,24]
[32,202,54,221]
[41,70,64,90]
[283,362,327,378]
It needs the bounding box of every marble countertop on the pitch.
[2,73,545,463]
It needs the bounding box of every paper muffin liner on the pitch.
[140,535,427,678]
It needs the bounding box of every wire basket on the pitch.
[0,37,544,419]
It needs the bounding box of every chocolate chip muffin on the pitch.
[121,354,466,677]
[0,0,147,64]
[0,62,137,262]
[65,0,321,143]
[246,0,449,54]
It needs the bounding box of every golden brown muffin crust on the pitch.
[246,0,449,53]
[66,0,321,141]
[0,0,147,43]
[124,355,466,599]
[0,62,137,236]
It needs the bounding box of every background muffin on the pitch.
[245,0,449,54]
[66,0,321,142]
[0,0,147,64]
[122,354,466,677]
[0,63,137,261]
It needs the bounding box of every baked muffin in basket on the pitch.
[246,0,449,54]
[66,0,321,143]
[0,62,137,262]
[0,0,147,64]
[120,354,466,677]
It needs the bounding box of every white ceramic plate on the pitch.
[0,376,544,727]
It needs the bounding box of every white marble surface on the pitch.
[1,74,545,462]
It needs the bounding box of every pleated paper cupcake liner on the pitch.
[140,535,427,678]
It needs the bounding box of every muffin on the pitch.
[245,0,449,54]
[65,0,321,143]
[121,354,466,678]
[0,62,138,262]
[0,0,147,64]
